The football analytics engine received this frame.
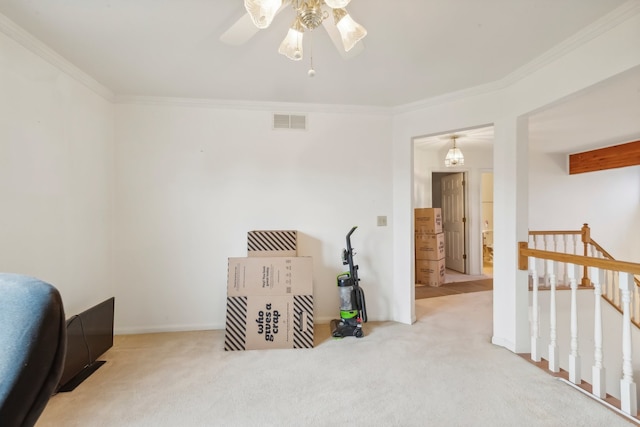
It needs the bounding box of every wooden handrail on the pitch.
[518,242,640,275]
[589,238,615,260]
[528,224,640,288]
[528,230,581,236]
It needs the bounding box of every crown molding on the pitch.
[393,0,640,115]
[392,80,506,115]
[114,95,392,115]
[0,13,114,102]
[498,0,640,88]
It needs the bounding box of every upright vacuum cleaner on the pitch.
[331,226,368,338]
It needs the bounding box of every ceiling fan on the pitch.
[220,0,367,73]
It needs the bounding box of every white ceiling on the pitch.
[1,0,639,154]
[0,0,633,107]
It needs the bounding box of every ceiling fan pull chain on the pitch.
[308,30,316,77]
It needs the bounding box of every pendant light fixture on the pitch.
[444,134,465,167]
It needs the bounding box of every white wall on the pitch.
[0,31,115,315]
[529,150,640,260]
[113,102,394,332]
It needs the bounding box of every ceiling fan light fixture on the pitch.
[444,135,465,167]
[333,8,367,52]
[324,0,352,8]
[244,0,283,29]
[278,18,305,60]
[239,0,367,71]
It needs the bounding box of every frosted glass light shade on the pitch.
[324,0,352,8]
[444,147,464,167]
[333,8,367,52]
[278,22,304,60]
[244,0,282,29]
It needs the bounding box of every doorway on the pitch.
[413,125,494,286]
[481,172,494,276]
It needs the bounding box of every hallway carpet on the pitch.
[415,278,493,299]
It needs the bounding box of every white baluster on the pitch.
[548,260,559,372]
[634,283,640,326]
[608,270,614,303]
[568,263,580,384]
[607,271,620,307]
[619,272,637,416]
[562,235,569,286]
[530,256,540,362]
[553,235,560,286]
[601,254,612,301]
[542,235,549,287]
[591,266,606,399]
[615,272,621,307]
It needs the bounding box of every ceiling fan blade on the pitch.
[220,3,289,46]
[220,13,261,46]
[322,17,365,59]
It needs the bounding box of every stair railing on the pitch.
[518,241,640,418]
[529,224,640,325]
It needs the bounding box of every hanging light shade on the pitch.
[332,8,367,52]
[278,17,305,60]
[444,135,464,167]
[244,0,283,29]
[324,0,352,7]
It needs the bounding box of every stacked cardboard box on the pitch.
[247,230,297,257]
[415,208,445,286]
[225,230,314,351]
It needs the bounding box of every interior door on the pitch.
[441,173,466,273]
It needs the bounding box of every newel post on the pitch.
[581,224,591,286]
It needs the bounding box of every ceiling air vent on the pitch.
[273,114,307,130]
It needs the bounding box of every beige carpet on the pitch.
[37,292,634,426]
[415,278,493,299]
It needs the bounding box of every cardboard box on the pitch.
[414,208,442,234]
[247,230,297,257]
[226,257,312,297]
[225,257,313,351]
[415,232,445,260]
[415,258,446,286]
[224,294,314,351]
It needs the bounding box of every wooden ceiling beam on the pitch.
[569,140,640,175]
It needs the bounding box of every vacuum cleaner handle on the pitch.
[346,226,357,253]
[345,226,358,281]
